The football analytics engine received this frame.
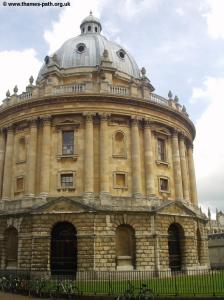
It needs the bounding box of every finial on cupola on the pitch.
[90,10,93,15]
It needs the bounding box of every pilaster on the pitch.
[131,116,142,199]
[39,115,51,197]
[2,125,14,200]
[27,117,38,197]
[179,134,190,202]
[188,142,198,205]
[171,129,183,200]
[143,119,155,198]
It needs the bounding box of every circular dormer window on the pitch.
[76,43,86,54]
[117,49,126,60]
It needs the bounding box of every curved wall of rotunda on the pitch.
[0,12,209,274]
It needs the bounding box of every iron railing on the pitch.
[0,269,224,297]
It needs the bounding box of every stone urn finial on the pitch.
[29,75,34,85]
[174,95,179,103]
[168,90,173,100]
[103,49,109,59]
[141,67,146,77]
[13,85,18,94]
[6,90,10,98]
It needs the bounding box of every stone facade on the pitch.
[0,13,209,275]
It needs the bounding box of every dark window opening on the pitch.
[158,138,166,161]
[88,25,91,31]
[118,49,125,59]
[95,27,97,32]
[160,178,168,192]
[62,131,74,155]
[61,174,73,188]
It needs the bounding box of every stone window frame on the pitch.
[113,171,128,190]
[158,176,170,193]
[154,129,170,166]
[55,121,80,161]
[112,130,127,159]
[57,170,76,191]
[16,136,27,164]
[14,175,25,194]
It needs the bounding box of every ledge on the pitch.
[56,154,78,161]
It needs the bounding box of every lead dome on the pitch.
[38,12,141,81]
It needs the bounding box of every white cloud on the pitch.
[201,0,224,39]
[118,0,160,20]
[191,77,224,210]
[0,49,42,101]
[44,0,107,54]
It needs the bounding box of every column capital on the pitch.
[179,132,186,141]
[40,115,51,125]
[83,111,96,122]
[5,124,15,133]
[28,117,38,127]
[143,118,152,128]
[172,128,179,137]
[98,112,111,121]
[131,115,142,126]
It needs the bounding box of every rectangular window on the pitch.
[157,138,166,161]
[61,174,73,188]
[159,177,169,192]
[62,131,74,155]
[113,172,128,189]
[116,173,126,188]
[16,177,24,192]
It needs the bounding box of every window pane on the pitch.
[61,174,73,187]
[62,131,74,155]
[160,178,168,191]
[158,139,165,161]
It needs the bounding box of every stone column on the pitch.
[144,119,155,197]
[188,143,198,205]
[83,112,94,200]
[40,116,51,196]
[179,134,190,202]
[99,113,110,202]
[27,118,38,197]
[2,125,14,200]
[171,130,183,200]
[131,116,142,199]
[0,129,6,197]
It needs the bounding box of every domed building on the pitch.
[0,13,209,275]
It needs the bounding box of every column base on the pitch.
[39,192,48,200]
[100,192,111,205]
[1,197,10,201]
[133,192,142,200]
[83,192,94,204]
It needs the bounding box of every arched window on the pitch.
[88,25,91,32]
[51,222,77,276]
[113,131,126,157]
[197,228,202,265]
[5,227,18,269]
[116,224,135,270]
[17,137,26,162]
[168,223,184,271]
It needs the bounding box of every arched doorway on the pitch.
[51,222,77,276]
[116,224,135,270]
[4,227,18,269]
[168,223,183,271]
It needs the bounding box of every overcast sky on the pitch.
[0,0,223,218]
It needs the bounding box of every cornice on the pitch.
[0,94,196,139]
